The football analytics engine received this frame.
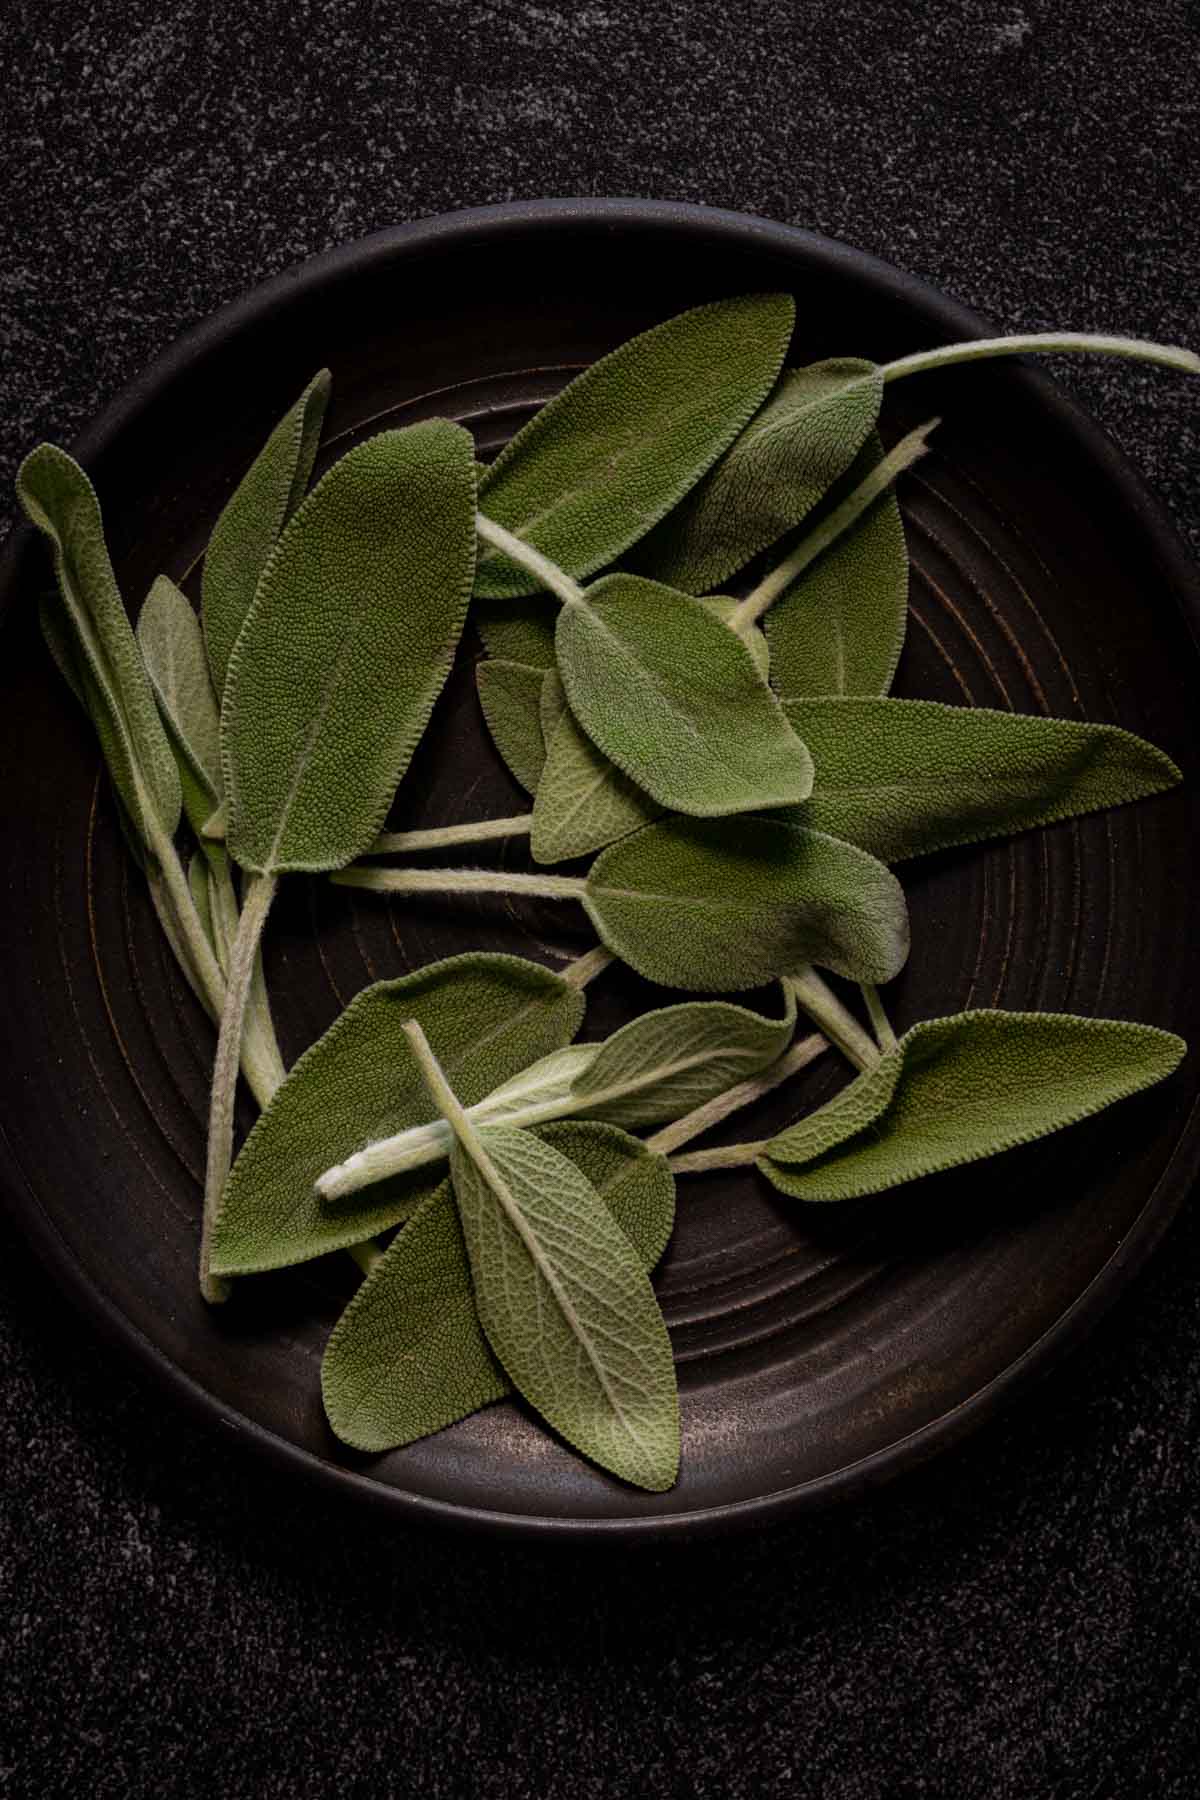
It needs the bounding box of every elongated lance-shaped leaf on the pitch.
[556,574,814,816]
[317,984,795,1197]
[321,1120,675,1453]
[584,815,910,992]
[532,687,661,865]
[17,446,181,848]
[222,421,477,874]
[138,575,225,837]
[760,1011,1186,1200]
[777,698,1182,862]
[475,293,796,598]
[476,595,558,670]
[202,370,331,694]
[446,1116,679,1492]
[765,432,908,697]
[476,659,548,794]
[210,953,584,1275]
[629,359,882,592]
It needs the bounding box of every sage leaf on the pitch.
[696,596,770,678]
[531,690,660,865]
[765,433,908,697]
[539,668,569,749]
[17,445,181,848]
[202,370,331,694]
[584,815,910,992]
[630,359,882,592]
[210,953,584,1275]
[568,987,797,1127]
[137,575,224,836]
[320,1120,674,1453]
[476,596,557,670]
[779,698,1182,861]
[476,658,548,794]
[760,1010,1186,1200]
[222,421,477,874]
[556,574,814,816]
[449,1124,680,1491]
[474,293,795,598]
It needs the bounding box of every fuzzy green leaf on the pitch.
[222,422,477,875]
[765,433,908,697]
[760,1011,1185,1200]
[202,370,331,694]
[210,953,584,1275]
[320,1120,674,1454]
[697,596,770,678]
[475,595,558,670]
[474,294,796,598]
[451,1124,680,1491]
[556,574,814,816]
[138,575,225,836]
[539,668,569,749]
[476,658,548,794]
[584,815,910,992]
[531,691,661,865]
[17,445,181,847]
[630,359,882,592]
[779,697,1182,861]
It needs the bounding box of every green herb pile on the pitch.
[18,297,1198,1492]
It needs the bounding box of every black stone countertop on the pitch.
[1,4,1197,1795]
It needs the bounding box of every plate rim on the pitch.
[3,195,1199,1543]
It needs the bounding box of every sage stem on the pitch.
[332,865,588,903]
[668,1141,768,1175]
[730,420,938,629]
[788,968,880,1073]
[645,1032,827,1157]
[561,945,613,989]
[370,814,534,856]
[476,512,586,606]
[860,983,899,1054]
[199,870,277,1303]
[880,332,1200,386]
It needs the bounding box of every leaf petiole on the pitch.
[645,1031,827,1158]
[880,332,1200,386]
[332,865,587,902]
[370,813,534,856]
[860,982,899,1054]
[475,513,586,606]
[788,967,880,1072]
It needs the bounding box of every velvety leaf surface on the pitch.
[556,573,814,816]
[476,658,548,794]
[584,815,910,991]
[780,697,1182,860]
[138,575,225,834]
[475,595,558,669]
[201,370,331,694]
[765,432,908,697]
[760,1010,1186,1200]
[451,1124,680,1491]
[210,954,584,1274]
[474,293,795,597]
[531,693,660,865]
[17,445,181,845]
[630,359,882,592]
[222,421,477,874]
[320,1121,675,1454]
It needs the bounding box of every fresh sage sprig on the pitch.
[403,1018,680,1492]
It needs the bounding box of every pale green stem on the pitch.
[402,1020,488,1158]
[860,983,899,1054]
[880,332,1200,386]
[370,813,534,856]
[347,1241,383,1276]
[476,512,586,606]
[668,1140,768,1175]
[561,944,613,989]
[332,865,587,903]
[645,1032,827,1158]
[199,871,277,1303]
[730,420,938,630]
[788,968,880,1073]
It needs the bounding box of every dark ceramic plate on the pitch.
[2,200,1198,1541]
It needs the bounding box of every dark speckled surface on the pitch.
[1,3,1198,1795]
